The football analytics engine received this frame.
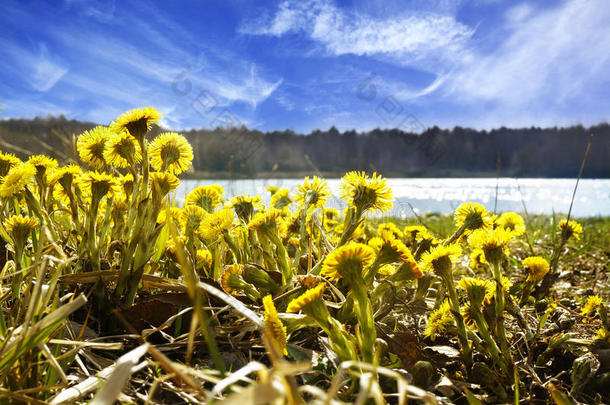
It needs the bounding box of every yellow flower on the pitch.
[522,256,550,283]
[0,151,21,177]
[559,219,583,241]
[454,202,493,232]
[248,209,283,231]
[110,107,162,141]
[266,185,279,195]
[496,212,525,236]
[581,295,603,317]
[28,155,58,178]
[320,242,375,282]
[199,208,234,240]
[77,126,112,169]
[404,225,428,239]
[458,277,495,305]
[377,264,397,276]
[595,328,610,345]
[270,188,292,209]
[340,171,393,214]
[294,176,330,210]
[157,206,182,224]
[150,171,180,198]
[80,171,120,201]
[286,283,326,313]
[181,205,207,234]
[196,249,213,271]
[469,248,487,270]
[262,295,288,355]
[419,244,462,275]
[460,303,476,329]
[120,173,135,197]
[185,185,223,212]
[103,131,142,168]
[375,230,420,273]
[0,163,36,198]
[230,194,261,222]
[297,275,322,289]
[49,164,83,202]
[424,300,454,341]
[149,132,193,175]
[6,215,39,246]
[220,264,250,296]
[468,227,513,263]
[378,222,403,239]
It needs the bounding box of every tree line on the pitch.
[0,115,608,178]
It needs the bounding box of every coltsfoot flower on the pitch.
[559,219,583,241]
[424,300,454,341]
[581,295,604,318]
[6,215,39,247]
[0,151,21,177]
[320,242,375,282]
[262,295,287,355]
[104,131,142,168]
[110,107,162,141]
[468,227,513,264]
[199,208,234,240]
[77,126,112,169]
[286,282,326,313]
[185,185,224,212]
[149,132,193,175]
[419,244,462,276]
[496,212,525,236]
[522,256,550,283]
[294,176,330,210]
[454,202,493,233]
[340,171,393,214]
[0,163,36,198]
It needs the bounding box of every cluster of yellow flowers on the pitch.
[1,107,601,379]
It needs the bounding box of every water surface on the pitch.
[175,178,610,217]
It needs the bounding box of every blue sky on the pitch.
[1,0,609,133]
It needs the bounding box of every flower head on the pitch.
[522,256,550,283]
[270,188,293,209]
[49,164,83,202]
[559,219,583,241]
[185,185,224,212]
[468,227,513,264]
[77,126,112,169]
[424,300,454,341]
[294,176,330,210]
[103,131,142,168]
[230,195,261,222]
[0,163,36,198]
[28,155,58,180]
[286,283,326,313]
[220,264,245,295]
[262,295,288,355]
[199,208,234,240]
[378,222,403,239]
[157,206,182,224]
[248,209,283,232]
[454,202,493,232]
[0,151,21,177]
[340,171,393,214]
[496,212,525,236]
[581,295,604,318]
[149,132,193,175]
[80,171,120,202]
[458,277,495,306]
[181,205,207,234]
[150,171,180,198]
[419,244,462,277]
[110,107,161,141]
[320,242,375,282]
[6,215,39,248]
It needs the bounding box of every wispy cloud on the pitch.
[241,0,473,68]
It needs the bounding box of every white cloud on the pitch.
[241,0,473,68]
[447,0,610,108]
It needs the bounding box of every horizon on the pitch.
[1,0,609,133]
[2,113,609,135]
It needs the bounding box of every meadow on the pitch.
[0,107,608,404]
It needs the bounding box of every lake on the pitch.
[175,178,610,217]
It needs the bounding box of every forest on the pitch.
[0,116,608,178]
